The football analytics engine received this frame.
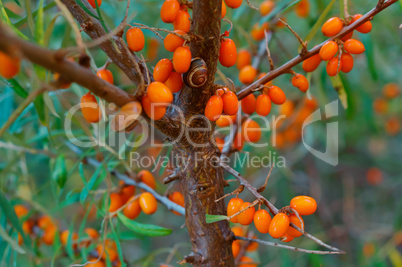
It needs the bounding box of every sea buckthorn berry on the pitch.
[232,240,241,258]
[366,167,383,185]
[237,202,255,225]
[385,117,400,136]
[344,39,366,54]
[222,91,239,115]
[280,100,294,117]
[246,235,258,251]
[231,226,244,237]
[241,93,256,114]
[259,0,274,16]
[96,69,113,84]
[0,52,20,79]
[341,30,353,42]
[205,95,223,121]
[173,10,191,32]
[302,54,322,72]
[242,119,261,143]
[227,197,244,223]
[142,94,166,120]
[165,71,183,93]
[239,256,257,267]
[351,14,372,34]
[326,57,342,77]
[147,37,160,60]
[251,22,269,41]
[169,191,184,215]
[173,46,191,73]
[281,233,294,242]
[60,230,78,247]
[126,28,145,52]
[268,86,286,105]
[276,17,286,28]
[216,114,236,127]
[215,137,225,152]
[253,209,272,234]
[319,41,339,61]
[41,225,57,245]
[256,94,271,116]
[290,195,317,215]
[224,0,242,9]
[160,0,180,23]
[139,192,158,214]
[81,92,101,123]
[97,241,118,262]
[373,98,387,114]
[14,205,28,218]
[120,182,136,203]
[233,132,244,150]
[269,213,290,238]
[221,1,227,18]
[87,0,102,8]
[321,17,343,37]
[219,38,237,68]
[291,74,309,92]
[85,228,99,240]
[147,81,174,105]
[295,0,309,18]
[340,53,354,73]
[54,72,71,89]
[153,58,173,83]
[164,30,185,52]
[239,65,257,85]
[237,49,251,70]
[287,214,304,237]
[138,170,156,189]
[123,196,141,220]
[382,83,400,99]
[109,193,123,213]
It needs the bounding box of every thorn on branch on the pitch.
[215,185,244,202]
[257,161,274,192]
[264,31,274,71]
[163,172,180,184]
[245,0,259,11]
[278,18,308,55]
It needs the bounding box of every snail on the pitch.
[183,58,208,88]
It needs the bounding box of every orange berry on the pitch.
[231,226,244,237]
[173,46,191,73]
[290,195,317,215]
[242,119,261,143]
[340,53,354,73]
[239,256,257,267]
[233,132,245,150]
[81,92,101,123]
[295,0,309,18]
[123,196,141,220]
[147,37,160,61]
[205,95,223,121]
[256,94,271,116]
[239,65,257,85]
[268,85,286,105]
[241,93,256,114]
[164,30,185,52]
[276,17,286,28]
[227,197,244,223]
[147,81,174,105]
[291,73,309,92]
[326,57,342,77]
[253,209,271,234]
[109,193,124,213]
[237,202,255,225]
[287,214,304,237]
[319,41,339,61]
[232,240,241,258]
[382,83,400,99]
[221,1,227,18]
[126,28,145,52]
[222,91,239,115]
[302,53,322,72]
[85,228,99,239]
[366,167,383,185]
[373,98,387,114]
[216,114,236,127]
[14,205,28,218]
[54,72,71,89]
[165,71,183,93]
[96,242,118,262]
[385,117,400,136]
[87,0,102,8]
[219,38,237,68]
[42,225,57,245]
[321,17,343,37]
[224,0,242,9]
[344,39,365,54]
[60,230,78,246]
[160,0,180,23]
[269,213,290,238]
[173,10,191,32]
[251,22,269,41]
[362,242,375,258]
[139,192,158,215]
[341,30,354,42]
[246,235,259,251]
[138,170,156,189]
[169,191,185,215]
[259,0,275,16]
[215,137,225,152]
[351,14,372,34]
[279,100,294,117]
[236,49,251,70]
[153,58,173,83]
[96,69,113,84]
[120,183,136,203]
[37,215,55,230]
[281,233,294,242]
[142,94,167,120]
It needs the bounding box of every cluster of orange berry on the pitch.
[227,195,317,243]
[14,205,121,267]
[304,15,372,76]
[373,83,400,136]
[231,226,259,264]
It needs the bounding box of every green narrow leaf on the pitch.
[329,75,348,109]
[23,0,34,35]
[65,224,76,260]
[14,1,56,28]
[34,0,44,45]
[44,14,61,47]
[33,94,46,124]
[339,74,356,119]
[205,214,229,224]
[117,213,172,237]
[110,220,126,267]
[8,79,28,98]
[75,0,101,20]
[43,92,59,118]
[299,0,337,52]
[53,154,67,188]
[361,34,378,81]
[0,0,28,39]
[80,166,105,204]
[0,224,25,254]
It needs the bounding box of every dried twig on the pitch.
[131,22,191,41]
[215,185,244,202]
[245,0,258,11]
[264,31,274,71]
[278,18,308,54]
[257,161,274,192]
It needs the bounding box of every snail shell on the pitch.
[183,57,208,88]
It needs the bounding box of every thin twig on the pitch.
[278,18,308,54]
[264,31,274,71]
[226,199,260,220]
[257,161,274,192]
[215,185,244,202]
[245,0,258,10]
[131,22,191,41]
